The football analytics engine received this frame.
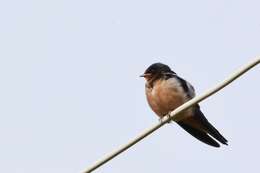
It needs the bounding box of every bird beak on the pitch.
[140,73,151,78]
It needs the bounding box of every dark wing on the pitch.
[178,121,220,147]
[174,76,195,99]
[178,105,228,147]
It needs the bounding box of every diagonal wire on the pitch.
[83,57,260,173]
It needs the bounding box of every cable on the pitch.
[83,57,260,173]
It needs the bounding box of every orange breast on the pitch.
[146,79,190,118]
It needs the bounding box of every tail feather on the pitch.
[204,119,228,145]
[177,104,228,147]
[194,106,228,145]
[178,121,220,147]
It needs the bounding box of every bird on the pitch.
[140,62,228,147]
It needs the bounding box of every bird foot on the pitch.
[166,112,173,123]
[158,113,172,123]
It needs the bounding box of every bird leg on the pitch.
[158,113,172,123]
[166,112,173,123]
[158,117,163,123]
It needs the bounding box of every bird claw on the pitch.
[166,112,172,123]
[158,113,172,123]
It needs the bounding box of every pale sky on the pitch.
[0,0,260,173]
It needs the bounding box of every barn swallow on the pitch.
[140,63,228,147]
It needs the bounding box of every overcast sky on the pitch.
[0,0,260,173]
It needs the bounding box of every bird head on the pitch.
[140,63,175,81]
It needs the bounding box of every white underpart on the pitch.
[186,81,196,98]
[166,77,195,101]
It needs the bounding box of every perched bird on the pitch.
[140,63,228,147]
